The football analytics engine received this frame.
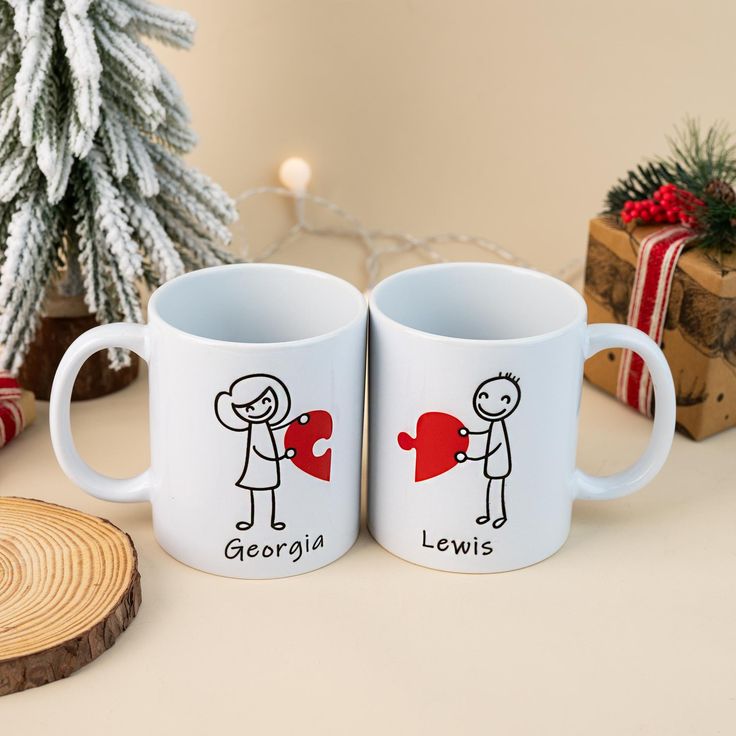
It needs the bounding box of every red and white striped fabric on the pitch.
[616,225,690,416]
[0,371,25,448]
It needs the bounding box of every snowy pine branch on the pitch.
[99,102,130,180]
[122,186,184,281]
[94,13,160,88]
[122,0,195,49]
[0,176,61,372]
[14,0,57,146]
[73,170,131,368]
[92,0,134,29]
[59,1,102,147]
[147,140,236,223]
[125,125,158,196]
[85,146,144,287]
[151,198,236,268]
[0,198,13,268]
[35,55,75,203]
[99,50,166,130]
[0,129,34,202]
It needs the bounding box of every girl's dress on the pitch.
[236,423,280,490]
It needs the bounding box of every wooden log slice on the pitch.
[0,498,141,695]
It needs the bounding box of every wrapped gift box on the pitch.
[583,216,736,440]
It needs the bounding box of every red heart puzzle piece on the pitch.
[285,410,333,481]
[398,412,469,482]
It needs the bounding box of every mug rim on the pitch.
[147,262,367,348]
[369,262,587,345]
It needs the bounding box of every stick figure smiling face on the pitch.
[216,375,291,431]
[233,388,279,424]
[473,375,521,420]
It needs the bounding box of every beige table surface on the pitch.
[1,293,735,735]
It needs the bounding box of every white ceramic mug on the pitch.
[368,262,676,573]
[50,264,367,579]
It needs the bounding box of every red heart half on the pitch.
[398,411,469,482]
[285,410,333,481]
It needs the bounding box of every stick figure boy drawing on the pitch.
[455,373,521,529]
[215,374,309,532]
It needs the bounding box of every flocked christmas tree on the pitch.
[0,0,237,372]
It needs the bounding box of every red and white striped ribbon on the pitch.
[616,225,690,417]
[0,371,25,448]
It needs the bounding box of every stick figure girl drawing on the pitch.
[215,374,309,531]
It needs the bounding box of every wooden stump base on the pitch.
[0,498,141,696]
[18,313,139,401]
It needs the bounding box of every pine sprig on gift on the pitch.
[604,161,675,214]
[666,119,736,194]
[692,180,736,253]
[604,120,736,214]
[603,119,736,254]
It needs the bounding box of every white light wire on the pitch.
[234,176,584,288]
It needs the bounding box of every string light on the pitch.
[278,157,312,194]
[235,158,584,288]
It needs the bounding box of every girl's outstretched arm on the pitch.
[272,413,310,432]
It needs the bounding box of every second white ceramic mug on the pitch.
[368,263,676,573]
[50,264,367,579]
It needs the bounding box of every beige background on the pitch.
[2,1,736,733]
[158,0,736,282]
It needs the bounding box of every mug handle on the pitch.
[574,323,676,501]
[49,323,153,502]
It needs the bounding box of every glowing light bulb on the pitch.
[278,157,312,194]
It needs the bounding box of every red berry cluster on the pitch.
[622,184,704,227]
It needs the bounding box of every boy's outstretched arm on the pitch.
[459,426,488,436]
[455,443,502,463]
